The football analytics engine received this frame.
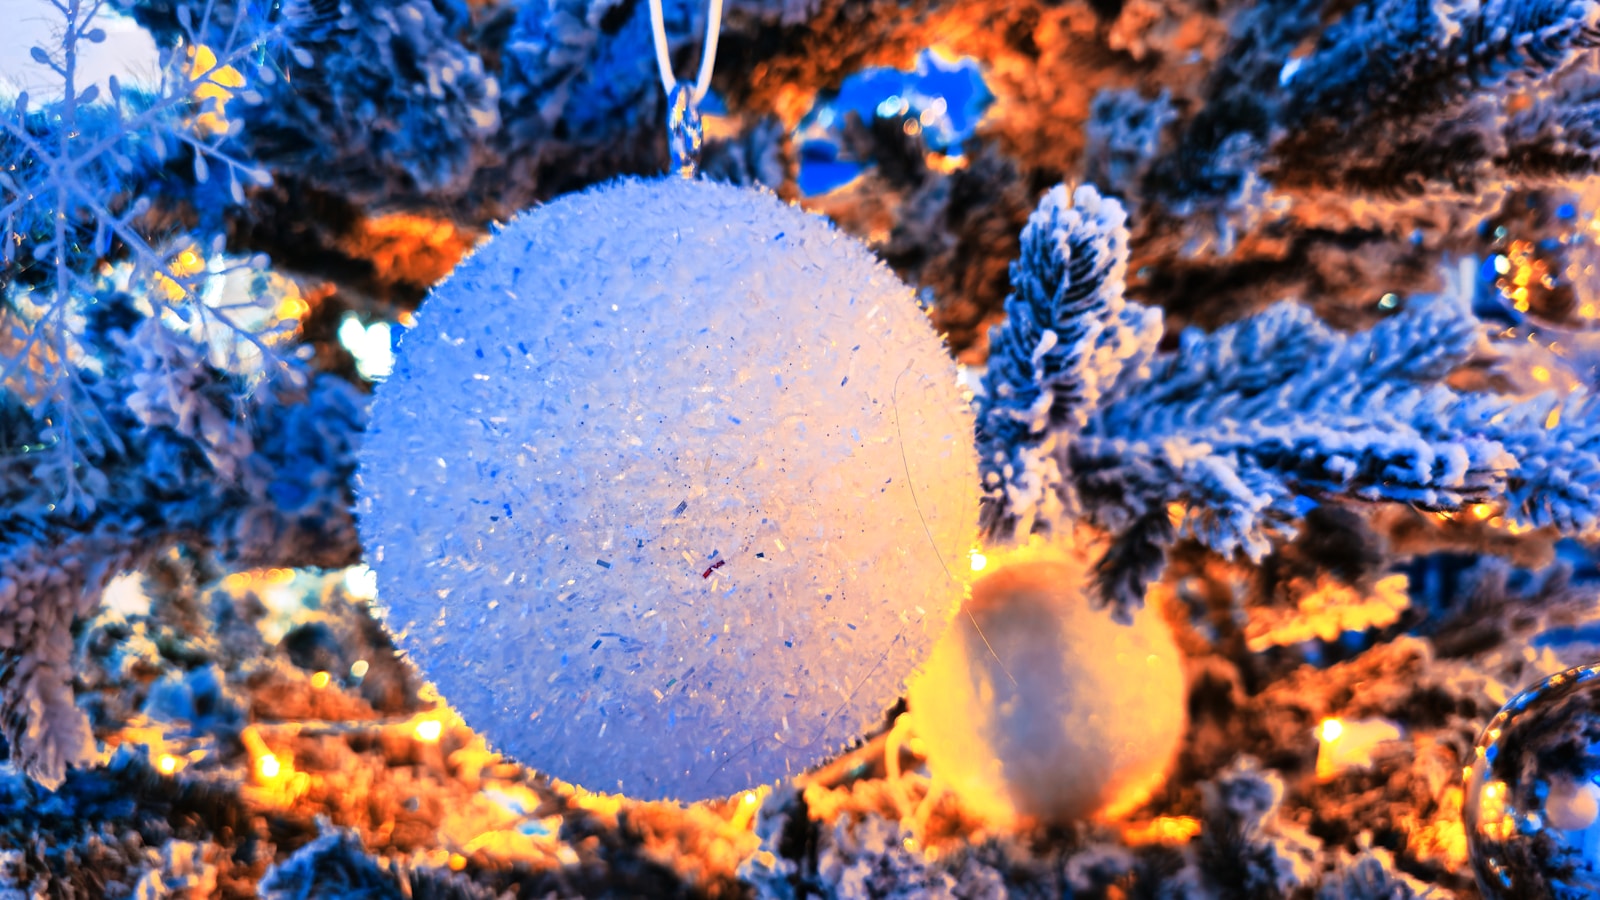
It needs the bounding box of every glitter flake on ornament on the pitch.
[358,176,979,802]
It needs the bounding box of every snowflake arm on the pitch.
[0,308,364,787]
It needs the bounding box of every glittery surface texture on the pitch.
[358,176,978,801]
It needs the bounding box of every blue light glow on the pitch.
[794,49,992,196]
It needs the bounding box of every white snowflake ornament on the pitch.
[358,176,979,801]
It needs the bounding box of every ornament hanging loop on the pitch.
[650,0,722,179]
[667,83,704,178]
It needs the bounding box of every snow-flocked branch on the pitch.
[0,304,363,788]
[980,184,1600,621]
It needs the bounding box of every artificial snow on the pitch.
[358,176,979,801]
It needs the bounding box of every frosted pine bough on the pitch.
[974,183,1600,625]
[358,176,978,801]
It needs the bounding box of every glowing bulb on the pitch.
[350,659,370,679]
[415,719,443,742]
[728,786,768,829]
[448,853,467,871]
[1123,815,1203,847]
[1471,503,1494,520]
[342,564,379,601]
[1316,717,1402,780]
[277,294,311,321]
[338,315,395,381]
[158,754,178,775]
[969,551,987,572]
[256,753,281,780]
[1319,718,1344,743]
[310,671,331,690]
[1531,365,1552,383]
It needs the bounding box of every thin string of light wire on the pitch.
[648,0,723,105]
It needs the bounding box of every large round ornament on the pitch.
[1465,663,1600,899]
[905,542,1186,826]
[358,177,979,801]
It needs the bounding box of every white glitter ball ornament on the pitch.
[358,177,979,801]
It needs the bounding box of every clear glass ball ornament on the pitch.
[1465,663,1600,899]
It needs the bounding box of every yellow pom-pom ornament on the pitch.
[901,539,1187,828]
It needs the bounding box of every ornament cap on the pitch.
[667,83,703,179]
[650,0,720,178]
